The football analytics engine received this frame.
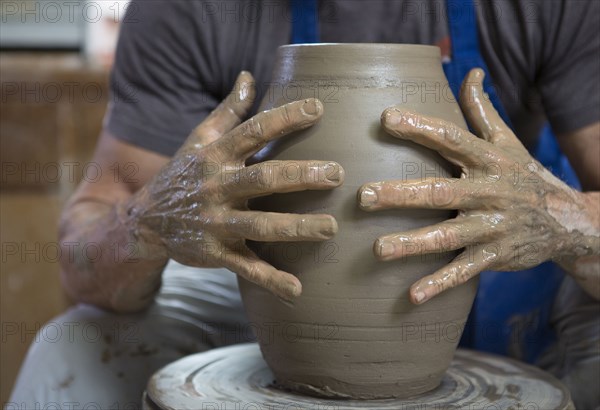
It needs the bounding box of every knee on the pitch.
[27,304,130,351]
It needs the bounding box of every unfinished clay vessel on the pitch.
[239,44,478,399]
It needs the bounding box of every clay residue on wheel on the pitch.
[272,379,353,399]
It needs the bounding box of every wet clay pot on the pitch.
[240,44,478,399]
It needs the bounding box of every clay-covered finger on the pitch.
[359,178,491,211]
[219,245,302,300]
[222,160,344,199]
[372,217,485,261]
[212,99,323,161]
[191,71,257,146]
[222,211,337,241]
[409,245,492,304]
[380,108,496,166]
[459,68,520,147]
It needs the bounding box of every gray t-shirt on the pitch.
[106,0,600,156]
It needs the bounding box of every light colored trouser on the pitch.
[7,261,251,409]
[537,275,600,410]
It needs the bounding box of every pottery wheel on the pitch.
[144,343,573,410]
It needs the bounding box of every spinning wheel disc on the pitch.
[145,343,573,410]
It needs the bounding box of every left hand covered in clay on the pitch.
[358,68,600,304]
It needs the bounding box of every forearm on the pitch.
[554,191,600,299]
[59,195,168,312]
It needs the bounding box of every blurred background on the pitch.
[1,0,128,402]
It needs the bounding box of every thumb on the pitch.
[190,71,257,146]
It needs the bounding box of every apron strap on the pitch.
[290,0,320,44]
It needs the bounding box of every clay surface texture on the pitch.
[240,44,478,398]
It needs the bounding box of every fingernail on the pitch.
[473,68,485,81]
[288,281,302,298]
[324,162,341,183]
[382,109,402,126]
[320,217,338,237]
[360,187,378,207]
[414,291,426,304]
[234,72,255,102]
[239,84,250,102]
[376,240,395,259]
[301,99,321,116]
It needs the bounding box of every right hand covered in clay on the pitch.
[358,69,599,305]
[126,72,344,300]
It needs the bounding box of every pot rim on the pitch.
[279,43,441,57]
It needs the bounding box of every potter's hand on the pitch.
[127,72,343,300]
[359,68,599,304]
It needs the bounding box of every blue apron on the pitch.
[290,0,580,363]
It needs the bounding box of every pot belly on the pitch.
[241,80,477,399]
